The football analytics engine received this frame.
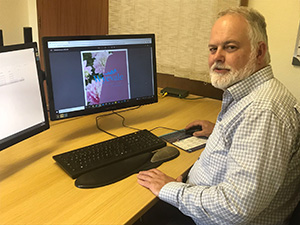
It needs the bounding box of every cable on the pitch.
[113,112,141,131]
[160,92,168,98]
[149,126,180,133]
[95,106,141,137]
[95,115,118,138]
[95,106,183,137]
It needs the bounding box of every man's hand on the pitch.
[137,169,182,196]
[185,120,215,137]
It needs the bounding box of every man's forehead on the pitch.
[215,14,248,27]
[209,14,250,44]
[208,40,240,47]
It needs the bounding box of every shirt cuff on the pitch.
[158,181,187,207]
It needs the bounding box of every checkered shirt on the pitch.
[159,66,300,225]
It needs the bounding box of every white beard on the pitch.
[210,51,257,90]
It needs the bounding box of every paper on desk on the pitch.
[172,136,207,151]
[160,129,207,153]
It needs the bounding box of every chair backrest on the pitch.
[290,200,300,225]
[290,106,300,224]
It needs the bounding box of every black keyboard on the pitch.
[53,129,166,178]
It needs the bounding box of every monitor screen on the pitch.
[0,42,49,151]
[42,34,158,121]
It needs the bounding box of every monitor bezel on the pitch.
[42,34,158,121]
[0,42,50,151]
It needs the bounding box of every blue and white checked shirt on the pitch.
[159,66,300,225]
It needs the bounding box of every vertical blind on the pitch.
[109,0,240,82]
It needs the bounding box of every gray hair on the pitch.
[218,7,271,64]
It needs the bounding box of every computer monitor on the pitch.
[42,34,158,121]
[0,42,49,151]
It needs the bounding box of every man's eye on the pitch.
[209,47,217,54]
[225,45,237,52]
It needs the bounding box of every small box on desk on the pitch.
[161,87,189,98]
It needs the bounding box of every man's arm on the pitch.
[138,110,295,224]
[137,120,215,195]
[161,110,294,223]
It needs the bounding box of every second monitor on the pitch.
[43,34,158,121]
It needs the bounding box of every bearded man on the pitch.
[137,7,300,225]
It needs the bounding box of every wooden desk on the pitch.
[0,95,221,225]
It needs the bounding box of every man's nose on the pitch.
[213,48,225,63]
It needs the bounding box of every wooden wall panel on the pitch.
[36,0,108,105]
[240,0,248,6]
[37,0,108,36]
[37,0,108,68]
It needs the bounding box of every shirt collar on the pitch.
[225,65,274,101]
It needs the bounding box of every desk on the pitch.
[0,95,221,225]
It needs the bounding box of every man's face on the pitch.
[208,14,257,90]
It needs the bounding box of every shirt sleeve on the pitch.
[159,109,295,224]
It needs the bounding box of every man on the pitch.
[137,7,300,224]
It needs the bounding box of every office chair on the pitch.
[289,200,300,224]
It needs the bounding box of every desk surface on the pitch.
[0,95,221,225]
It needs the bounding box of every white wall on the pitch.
[248,0,300,101]
[0,0,38,45]
[27,0,39,43]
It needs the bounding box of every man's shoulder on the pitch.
[248,78,299,122]
[253,78,296,105]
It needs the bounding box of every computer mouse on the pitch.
[185,125,202,135]
[151,146,180,163]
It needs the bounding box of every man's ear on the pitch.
[256,41,267,65]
